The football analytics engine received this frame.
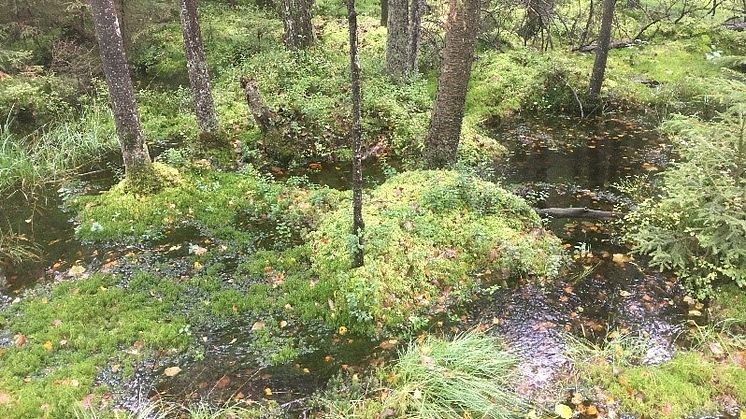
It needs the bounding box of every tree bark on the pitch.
[587,0,615,102]
[179,0,220,141]
[89,0,152,178]
[385,0,423,79]
[386,0,410,79]
[282,0,316,49]
[381,0,388,26]
[423,0,481,168]
[348,0,365,268]
[240,77,275,134]
[408,0,423,73]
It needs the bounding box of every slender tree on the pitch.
[423,0,481,168]
[89,0,154,181]
[282,0,316,48]
[348,0,364,267]
[587,0,616,102]
[179,0,220,142]
[385,0,422,80]
[381,0,389,26]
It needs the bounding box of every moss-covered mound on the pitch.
[72,166,338,248]
[292,170,563,336]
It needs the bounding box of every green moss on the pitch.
[710,284,746,323]
[0,273,189,418]
[120,162,183,195]
[581,351,746,418]
[273,170,564,336]
[72,166,328,248]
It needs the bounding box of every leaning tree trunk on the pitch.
[423,0,481,168]
[282,0,316,48]
[89,0,153,179]
[179,0,220,142]
[348,0,365,268]
[588,0,616,102]
[386,0,410,79]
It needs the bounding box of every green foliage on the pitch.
[0,102,117,194]
[0,273,190,418]
[569,331,746,418]
[72,166,335,249]
[625,105,746,296]
[387,332,521,418]
[280,171,564,336]
[314,332,521,418]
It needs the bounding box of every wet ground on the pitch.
[475,115,689,407]
[0,115,708,417]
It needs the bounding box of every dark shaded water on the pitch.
[476,115,687,406]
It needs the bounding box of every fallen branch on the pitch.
[535,207,619,219]
[724,21,746,31]
[575,40,636,52]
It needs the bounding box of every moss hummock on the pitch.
[270,170,565,337]
[120,162,184,195]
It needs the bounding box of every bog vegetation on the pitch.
[0,0,745,417]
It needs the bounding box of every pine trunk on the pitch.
[385,0,409,80]
[423,0,481,168]
[381,0,388,26]
[179,0,220,141]
[407,0,423,73]
[348,0,365,268]
[588,0,615,101]
[282,0,316,49]
[89,0,152,178]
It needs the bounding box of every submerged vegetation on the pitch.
[1,0,746,416]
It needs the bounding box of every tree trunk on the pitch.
[89,0,152,179]
[407,0,423,73]
[423,0,481,168]
[179,0,220,142]
[587,0,615,102]
[381,0,388,26]
[519,0,554,43]
[386,0,410,79]
[348,0,365,268]
[240,77,275,134]
[282,0,316,49]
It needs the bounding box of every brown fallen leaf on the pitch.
[0,392,12,405]
[251,321,265,331]
[14,334,26,348]
[164,366,182,377]
[215,375,231,389]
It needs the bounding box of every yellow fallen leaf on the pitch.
[42,341,53,352]
[554,403,573,419]
[164,366,181,377]
[251,321,265,331]
[68,265,86,277]
[338,326,348,335]
[263,387,273,396]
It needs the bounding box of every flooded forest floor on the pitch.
[1,112,744,418]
